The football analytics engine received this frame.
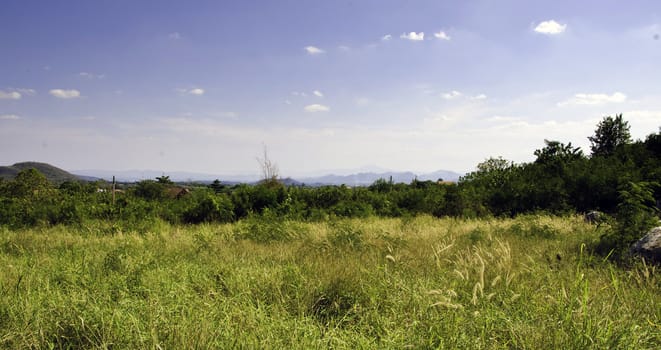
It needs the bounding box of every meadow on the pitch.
[1,215,659,349]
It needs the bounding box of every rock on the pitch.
[584,210,604,224]
[630,227,661,263]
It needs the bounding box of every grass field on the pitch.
[0,215,659,349]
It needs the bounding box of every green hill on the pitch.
[0,162,82,183]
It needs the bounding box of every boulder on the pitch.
[630,227,661,263]
[584,210,604,224]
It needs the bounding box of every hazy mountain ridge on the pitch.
[75,168,463,185]
[2,162,463,185]
[72,169,259,183]
[298,170,462,186]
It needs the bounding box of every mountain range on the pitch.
[74,168,463,185]
[1,162,464,186]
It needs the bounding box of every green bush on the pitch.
[132,180,167,200]
[597,181,659,259]
[328,221,364,249]
[234,209,298,243]
[184,194,234,224]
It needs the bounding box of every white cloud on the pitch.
[305,46,325,55]
[534,20,567,35]
[177,88,205,96]
[625,110,661,120]
[313,90,323,97]
[623,110,661,128]
[558,92,627,106]
[0,90,21,99]
[79,72,105,79]
[49,89,81,99]
[355,97,370,106]
[381,34,392,41]
[0,114,20,120]
[471,94,487,100]
[400,32,425,41]
[441,90,462,99]
[434,31,451,40]
[168,32,181,40]
[304,104,330,112]
[16,88,36,96]
[292,91,307,97]
[338,45,351,51]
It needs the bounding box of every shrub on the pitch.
[328,221,364,249]
[132,180,167,200]
[508,215,559,239]
[184,194,234,224]
[596,181,659,259]
[234,209,300,243]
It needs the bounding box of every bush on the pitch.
[596,181,659,259]
[328,221,364,249]
[132,180,167,200]
[234,209,299,243]
[184,194,234,224]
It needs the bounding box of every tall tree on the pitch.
[588,114,632,157]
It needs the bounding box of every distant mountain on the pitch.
[416,170,464,182]
[0,162,92,183]
[73,169,260,183]
[298,170,463,186]
[71,168,464,186]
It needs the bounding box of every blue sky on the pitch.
[1,0,660,176]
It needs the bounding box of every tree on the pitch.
[463,157,515,188]
[209,179,225,193]
[534,140,584,165]
[257,144,279,183]
[133,180,167,200]
[156,175,173,185]
[7,168,52,198]
[460,157,521,216]
[588,114,632,157]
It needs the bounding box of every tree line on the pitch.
[1,114,659,258]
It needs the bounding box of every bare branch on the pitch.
[256,144,279,182]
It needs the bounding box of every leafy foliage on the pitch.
[183,193,234,224]
[588,114,632,157]
[597,181,660,258]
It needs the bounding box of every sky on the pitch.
[1,0,660,177]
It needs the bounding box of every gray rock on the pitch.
[584,210,604,224]
[630,227,661,263]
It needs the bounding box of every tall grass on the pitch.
[0,215,659,348]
